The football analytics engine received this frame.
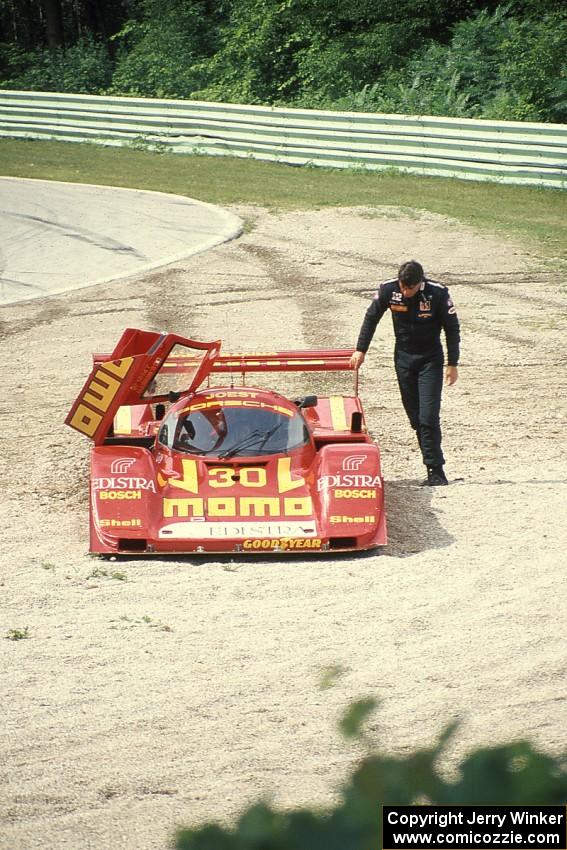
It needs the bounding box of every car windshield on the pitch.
[158,404,310,457]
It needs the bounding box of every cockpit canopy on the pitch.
[158,399,310,458]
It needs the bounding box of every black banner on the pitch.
[382,805,566,849]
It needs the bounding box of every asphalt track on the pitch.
[0,177,242,306]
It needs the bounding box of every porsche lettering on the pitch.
[318,475,381,491]
[93,477,156,492]
[163,495,313,518]
[185,400,293,417]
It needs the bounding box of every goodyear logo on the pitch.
[243,538,322,550]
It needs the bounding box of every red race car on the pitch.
[66,329,387,555]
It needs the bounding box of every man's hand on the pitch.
[350,351,365,370]
[445,365,458,386]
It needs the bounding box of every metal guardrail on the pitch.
[1,89,566,188]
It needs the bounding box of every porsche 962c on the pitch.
[66,329,387,555]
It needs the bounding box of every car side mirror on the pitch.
[350,411,363,433]
[295,395,318,409]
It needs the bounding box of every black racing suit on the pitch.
[356,278,460,468]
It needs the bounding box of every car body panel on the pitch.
[67,330,387,555]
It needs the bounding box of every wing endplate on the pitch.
[65,329,220,443]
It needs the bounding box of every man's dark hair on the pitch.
[398,260,424,286]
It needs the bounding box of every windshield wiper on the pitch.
[173,444,209,455]
[218,430,264,459]
[255,420,287,452]
[219,421,289,460]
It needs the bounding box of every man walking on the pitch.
[350,260,460,486]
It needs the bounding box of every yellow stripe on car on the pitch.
[113,406,132,434]
[329,396,347,431]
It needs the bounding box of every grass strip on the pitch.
[1,139,566,260]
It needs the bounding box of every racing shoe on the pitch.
[424,465,448,486]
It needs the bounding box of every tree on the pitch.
[175,701,567,849]
[43,0,65,48]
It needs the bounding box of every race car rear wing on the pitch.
[161,349,356,374]
[91,348,355,373]
[66,328,357,443]
[151,347,359,394]
[66,329,220,444]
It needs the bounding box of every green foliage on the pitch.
[109,0,221,99]
[193,0,489,106]
[0,1,565,120]
[319,664,347,690]
[0,35,112,93]
[6,626,30,640]
[485,13,567,121]
[192,0,309,104]
[339,698,378,739]
[336,7,567,121]
[175,702,567,849]
[87,566,128,581]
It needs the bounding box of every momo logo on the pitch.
[110,457,137,474]
[342,455,367,471]
[67,357,134,438]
